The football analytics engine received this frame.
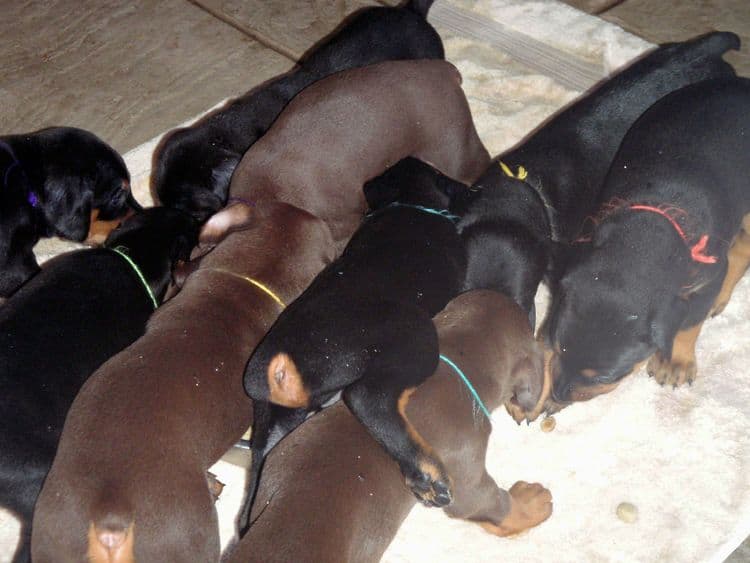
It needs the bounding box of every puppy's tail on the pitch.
[237,401,309,535]
[87,498,135,563]
[237,400,272,536]
[692,30,741,59]
[406,0,435,18]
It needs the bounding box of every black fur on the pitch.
[454,31,740,316]
[238,158,466,532]
[546,77,750,404]
[0,207,197,563]
[0,127,139,298]
[152,1,442,221]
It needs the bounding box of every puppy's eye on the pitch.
[581,368,599,378]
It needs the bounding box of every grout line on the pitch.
[428,2,606,91]
[186,0,300,63]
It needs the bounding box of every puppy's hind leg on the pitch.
[342,311,451,507]
[446,472,552,537]
[711,214,750,316]
[237,401,308,535]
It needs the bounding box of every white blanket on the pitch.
[3,1,748,562]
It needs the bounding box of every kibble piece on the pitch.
[540,416,556,432]
[616,502,638,523]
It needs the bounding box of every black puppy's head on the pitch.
[545,236,688,408]
[151,126,240,223]
[27,127,136,241]
[364,156,461,212]
[104,207,199,304]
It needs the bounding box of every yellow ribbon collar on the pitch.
[206,268,286,308]
[499,160,528,181]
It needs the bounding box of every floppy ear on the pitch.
[591,221,617,248]
[198,203,254,245]
[650,297,689,360]
[210,157,240,193]
[41,178,93,241]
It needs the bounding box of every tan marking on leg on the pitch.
[398,387,451,504]
[267,353,309,408]
[397,387,433,456]
[711,215,750,316]
[87,522,135,563]
[647,322,703,387]
[478,481,552,536]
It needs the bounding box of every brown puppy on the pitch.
[31,202,335,563]
[226,290,552,563]
[227,59,491,250]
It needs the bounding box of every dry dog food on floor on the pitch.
[616,502,638,523]
[540,416,556,432]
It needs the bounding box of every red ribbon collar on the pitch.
[578,199,718,264]
[627,204,717,264]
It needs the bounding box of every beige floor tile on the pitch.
[0,0,293,153]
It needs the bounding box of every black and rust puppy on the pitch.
[239,158,467,530]
[0,126,140,298]
[228,290,550,563]
[0,207,196,563]
[545,77,750,408]
[152,0,442,220]
[453,32,739,316]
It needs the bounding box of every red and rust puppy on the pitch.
[545,77,750,408]
[0,207,196,563]
[152,0,443,221]
[0,127,140,298]
[227,290,551,563]
[226,58,491,251]
[31,202,335,563]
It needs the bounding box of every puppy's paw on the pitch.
[647,352,697,387]
[709,299,729,318]
[481,481,553,536]
[402,457,453,508]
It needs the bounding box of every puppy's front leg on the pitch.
[342,349,452,508]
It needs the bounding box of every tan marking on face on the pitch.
[87,521,135,563]
[267,353,309,408]
[580,368,598,378]
[86,208,129,245]
[568,381,620,402]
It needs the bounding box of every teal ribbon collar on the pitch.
[439,354,492,420]
[367,202,459,222]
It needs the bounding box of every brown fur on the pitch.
[228,59,490,251]
[226,290,552,563]
[31,201,335,562]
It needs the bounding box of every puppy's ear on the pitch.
[592,221,617,248]
[41,179,92,241]
[649,297,689,360]
[198,203,254,245]
[210,158,240,193]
